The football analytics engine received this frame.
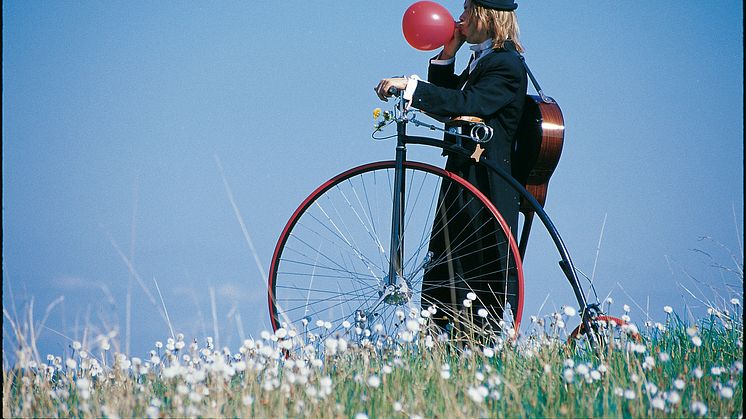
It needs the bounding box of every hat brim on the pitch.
[472,0,518,11]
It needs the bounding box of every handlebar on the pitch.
[374,94,493,144]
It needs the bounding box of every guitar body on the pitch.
[511,95,565,213]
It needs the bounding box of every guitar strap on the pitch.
[505,42,554,104]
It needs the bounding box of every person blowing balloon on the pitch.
[375,0,527,336]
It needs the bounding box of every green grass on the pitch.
[3,308,743,418]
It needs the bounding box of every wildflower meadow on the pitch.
[3,296,743,418]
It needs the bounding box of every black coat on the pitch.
[412,41,527,233]
[412,42,527,329]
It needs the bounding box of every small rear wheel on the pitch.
[568,315,641,349]
[268,161,524,345]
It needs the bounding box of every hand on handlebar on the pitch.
[375,77,408,102]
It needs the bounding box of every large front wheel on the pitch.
[268,161,524,344]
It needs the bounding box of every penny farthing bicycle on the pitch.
[267,75,629,350]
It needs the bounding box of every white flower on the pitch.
[686,326,698,337]
[605,297,614,305]
[354,413,369,419]
[466,292,477,301]
[690,401,708,416]
[730,298,740,306]
[342,320,351,329]
[667,391,681,404]
[575,364,589,376]
[275,328,287,339]
[590,370,601,381]
[440,364,451,380]
[562,306,577,317]
[477,308,489,318]
[623,304,630,312]
[406,320,419,332]
[720,386,734,399]
[674,379,685,390]
[691,336,702,347]
[563,359,575,368]
[396,310,405,321]
[645,382,658,395]
[483,347,494,358]
[393,402,402,412]
[562,368,574,383]
[367,375,381,388]
[663,305,673,314]
[463,299,472,308]
[425,334,435,349]
[467,386,488,403]
[659,352,670,362]
[623,389,636,399]
[692,367,704,379]
[325,339,339,355]
[651,397,665,410]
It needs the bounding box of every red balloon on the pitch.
[402,1,455,51]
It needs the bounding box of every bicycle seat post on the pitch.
[386,96,407,287]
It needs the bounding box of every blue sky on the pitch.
[3,1,743,359]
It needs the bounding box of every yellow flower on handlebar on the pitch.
[373,108,393,132]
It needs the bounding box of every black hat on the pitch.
[472,0,518,11]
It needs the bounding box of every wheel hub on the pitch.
[380,278,412,305]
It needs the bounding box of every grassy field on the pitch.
[3,302,743,418]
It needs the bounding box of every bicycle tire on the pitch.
[268,160,524,344]
[568,315,641,348]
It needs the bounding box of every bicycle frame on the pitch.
[385,98,600,348]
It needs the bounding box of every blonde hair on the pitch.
[469,5,524,53]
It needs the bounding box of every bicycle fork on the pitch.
[363,118,410,322]
[386,118,407,290]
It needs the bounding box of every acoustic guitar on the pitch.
[512,94,565,213]
[511,95,565,256]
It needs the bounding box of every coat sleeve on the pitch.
[427,59,461,89]
[412,54,523,118]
